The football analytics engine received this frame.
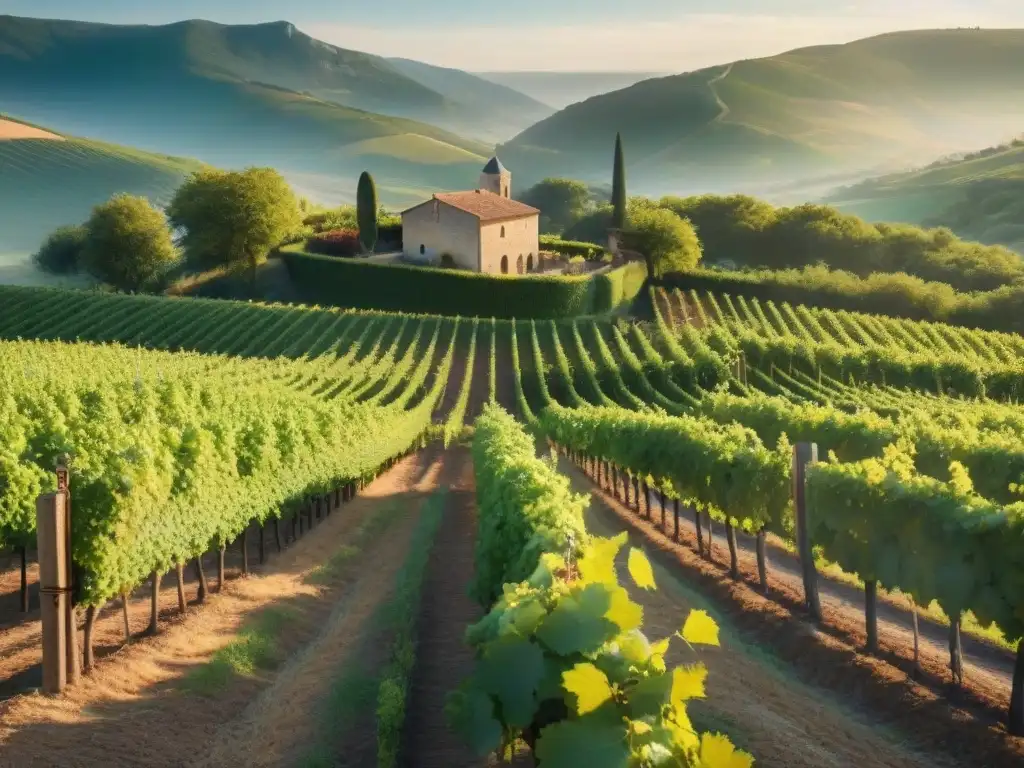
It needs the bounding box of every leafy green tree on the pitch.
[32,224,87,274]
[357,171,378,252]
[611,132,627,230]
[519,178,592,234]
[79,195,177,291]
[168,167,302,288]
[626,206,702,277]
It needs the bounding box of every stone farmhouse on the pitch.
[400,157,541,275]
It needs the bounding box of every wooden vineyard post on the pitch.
[949,616,964,687]
[217,544,226,592]
[36,491,69,694]
[176,563,187,614]
[259,524,266,564]
[241,528,250,576]
[693,505,704,557]
[641,482,650,519]
[755,529,769,593]
[57,460,80,685]
[1010,640,1024,736]
[659,491,666,530]
[792,443,822,622]
[633,478,641,514]
[672,498,680,541]
[864,580,879,653]
[19,545,29,613]
[274,519,283,553]
[147,570,160,636]
[725,520,739,579]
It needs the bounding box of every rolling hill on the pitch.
[826,137,1024,253]
[495,29,1024,196]
[0,115,204,276]
[0,15,510,203]
[472,71,667,109]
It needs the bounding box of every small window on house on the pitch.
[500,225,505,238]
[517,254,524,274]
[420,244,425,255]
[500,255,508,274]
[526,254,534,272]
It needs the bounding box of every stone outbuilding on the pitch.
[400,157,540,275]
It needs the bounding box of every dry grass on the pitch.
[0,119,64,141]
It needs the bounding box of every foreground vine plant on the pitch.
[451,531,753,767]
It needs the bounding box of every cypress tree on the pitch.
[611,132,627,229]
[356,171,378,253]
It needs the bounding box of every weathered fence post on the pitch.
[864,580,879,653]
[1010,641,1024,736]
[659,491,666,530]
[755,529,769,593]
[58,460,80,685]
[673,498,680,541]
[792,442,822,622]
[949,616,964,686]
[693,505,704,557]
[725,520,739,579]
[36,491,69,694]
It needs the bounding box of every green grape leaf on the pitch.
[562,662,614,715]
[534,717,631,768]
[446,685,503,757]
[627,547,657,590]
[478,636,545,728]
[535,584,618,655]
[628,672,674,718]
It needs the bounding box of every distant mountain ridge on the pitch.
[496,29,1024,196]
[472,71,668,109]
[0,14,518,206]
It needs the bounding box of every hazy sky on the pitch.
[8,0,1024,71]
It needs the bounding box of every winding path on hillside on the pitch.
[708,62,734,124]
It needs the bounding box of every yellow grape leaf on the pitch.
[627,548,656,590]
[650,638,671,656]
[699,732,754,768]
[578,533,627,586]
[630,720,653,735]
[562,662,614,716]
[671,664,708,705]
[668,703,699,751]
[681,610,720,647]
[606,585,643,632]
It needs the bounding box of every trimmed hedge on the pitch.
[539,234,604,259]
[281,245,646,318]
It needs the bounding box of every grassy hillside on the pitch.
[827,138,1024,253]
[496,29,1024,195]
[0,122,204,254]
[0,15,495,196]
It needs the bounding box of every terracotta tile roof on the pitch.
[403,190,539,222]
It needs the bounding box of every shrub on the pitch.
[167,167,302,285]
[306,229,361,257]
[33,224,87,274]
[80,194,177,292]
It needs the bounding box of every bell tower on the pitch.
[480,156,511,198]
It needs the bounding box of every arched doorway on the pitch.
[500,255,508,274]
[419,244,425,255]
[516,254,523,274]
[526,254,534,272]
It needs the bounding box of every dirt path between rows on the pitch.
[400,445,484,768]
[558,455,1015,768]
[0,450,442,768]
